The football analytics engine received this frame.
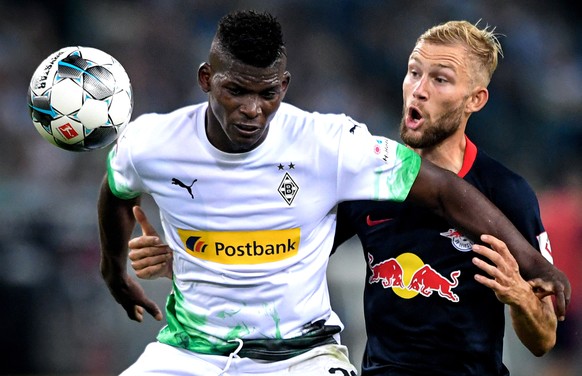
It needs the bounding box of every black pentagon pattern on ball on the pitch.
[53,126,118,152]
[83,126,118,150]
[58,54,88,79]
[27,90,54,131]
[58,52,115,100]
[54,138,83,152]
[83,66,115,100]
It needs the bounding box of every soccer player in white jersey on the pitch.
[98,10,570,376]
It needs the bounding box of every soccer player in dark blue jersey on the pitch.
[332,20,558,375]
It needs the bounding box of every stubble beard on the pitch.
[399,102,464,149]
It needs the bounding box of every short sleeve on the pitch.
[106,122,142,200]
[337,123,421,203]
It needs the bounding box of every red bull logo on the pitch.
[367,254,405,288]
[367,252,461,302]
[407,265,460,302]
[440,228,473,252]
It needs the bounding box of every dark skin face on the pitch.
[198,45,291,153]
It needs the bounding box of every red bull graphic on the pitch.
[407,265,460,302]
[368,252,461,302]
[367,254,405,288]
[440,228,473,252]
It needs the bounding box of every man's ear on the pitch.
[467,87,488,113]
[198,62,211,92]
[280,71,291,98]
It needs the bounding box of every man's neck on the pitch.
[413,133,467,174]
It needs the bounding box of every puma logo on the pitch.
[349,124,359,134]
[171,178,197,199]
[328,368,357,376]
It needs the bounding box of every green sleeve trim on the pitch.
[393,144,421,202]
[373,144,421,202]
[106,148,141,200]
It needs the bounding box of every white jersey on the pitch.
[107,102,421,355]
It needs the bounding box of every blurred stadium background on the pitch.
[1,1,580,375]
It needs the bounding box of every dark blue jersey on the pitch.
[334,138,550,376]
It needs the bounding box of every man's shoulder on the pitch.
[118,103,206,154]
[274,102,321,125]
[275,103,358,124]
[274,103,370,139]
[471,149,539,204]
[473,149,529,184]
[132,103,206,125]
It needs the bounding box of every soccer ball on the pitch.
[27,46,133,152]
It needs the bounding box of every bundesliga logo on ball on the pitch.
[27,46,133,152]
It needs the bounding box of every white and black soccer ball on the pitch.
[27,46,133,152]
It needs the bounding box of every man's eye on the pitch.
[262,91,276,99]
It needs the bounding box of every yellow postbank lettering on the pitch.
[177,228,301,264]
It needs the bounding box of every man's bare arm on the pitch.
[407,160,570,319]
[473,234,557,356]
[98,174,163,322]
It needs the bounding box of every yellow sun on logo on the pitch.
[392,252,424,299]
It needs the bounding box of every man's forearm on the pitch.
[511,295,557,356]
[97,174,140,278]
[411,161,554,279]
[409,161,570,318]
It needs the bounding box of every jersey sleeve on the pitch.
[106,119,144,200]
[336,118,421,203]
[487,171,552,263]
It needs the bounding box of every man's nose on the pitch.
[240,95,262,118]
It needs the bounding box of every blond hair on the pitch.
[417,20,503,86]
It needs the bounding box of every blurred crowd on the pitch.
[0,1,580,375]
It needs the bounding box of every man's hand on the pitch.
[472,234,558,355]
[472,234,568,321]
[104,273,164,322]
[526,265,570,322]
[129,206,173,280]
[472,235,538,305]
[408,161,570,319]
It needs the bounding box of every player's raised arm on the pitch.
[98,174,163,322]
[407,159,570,320]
